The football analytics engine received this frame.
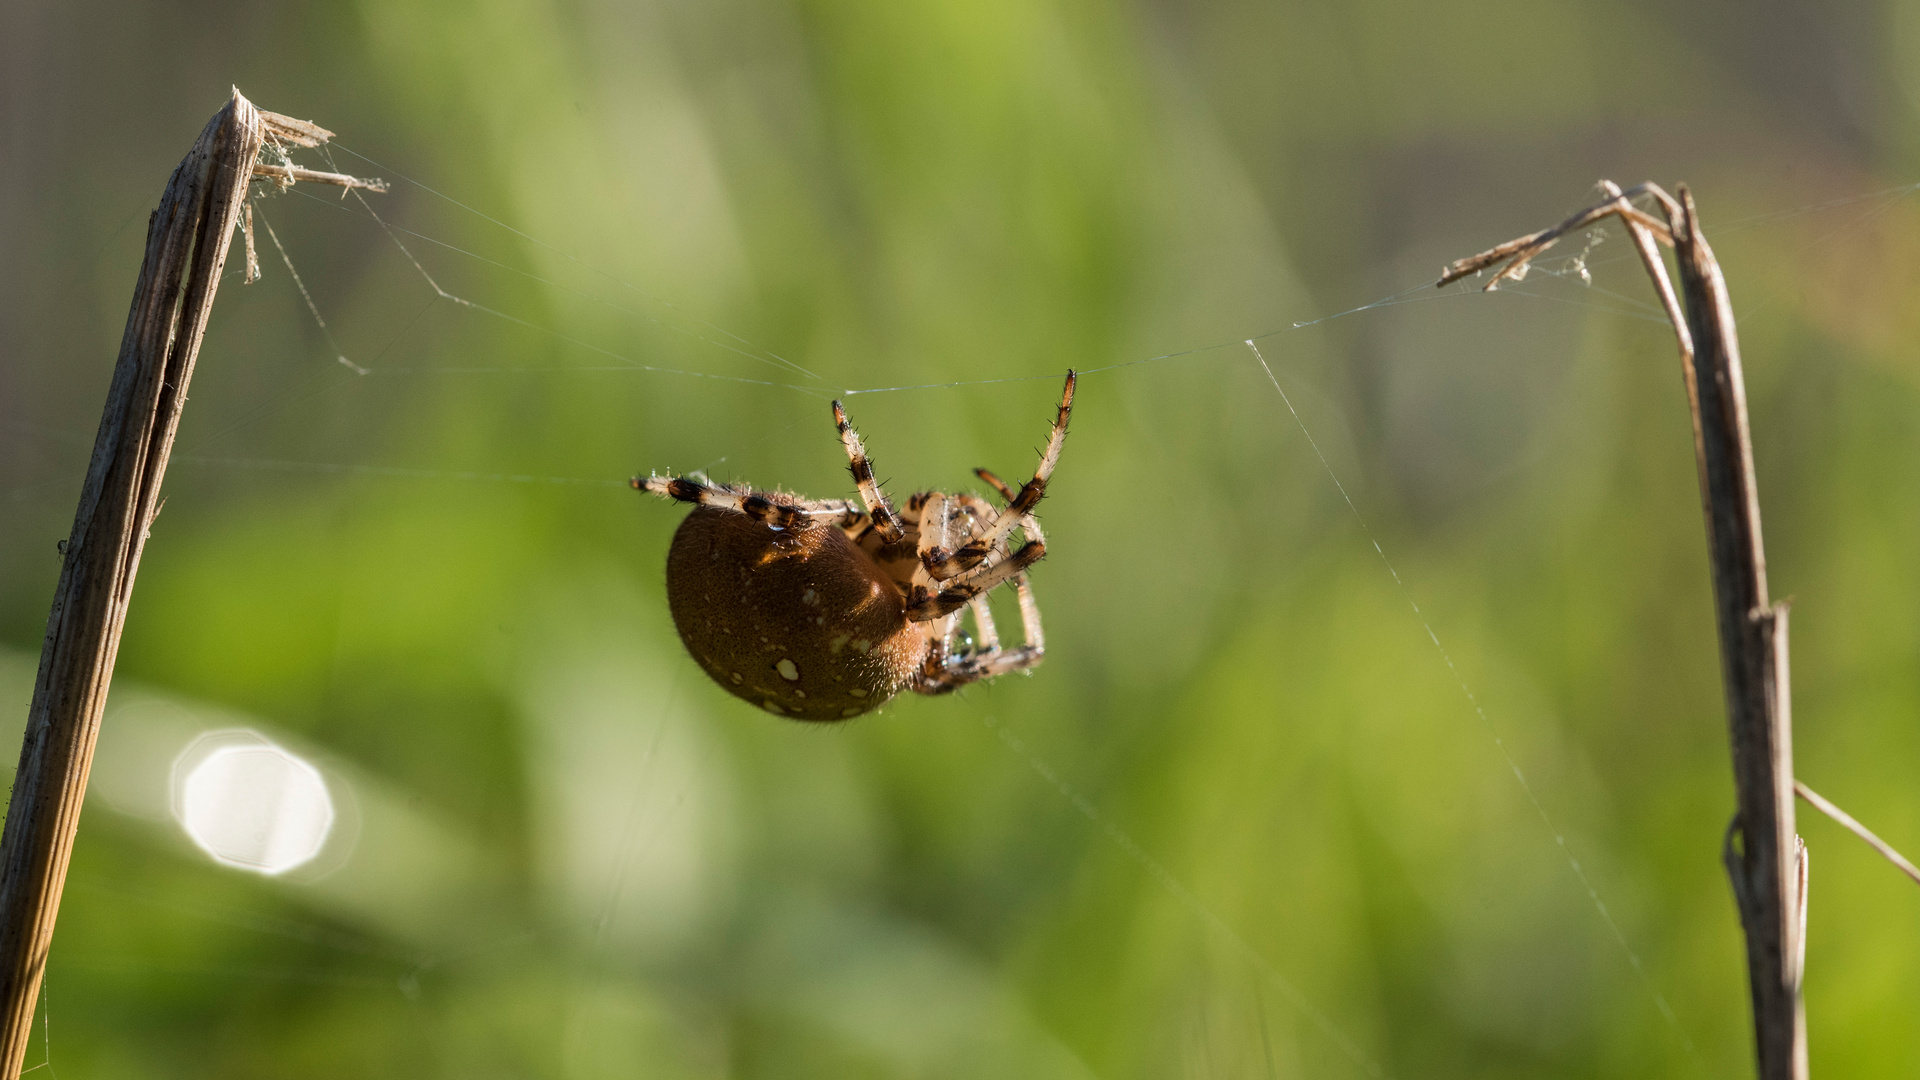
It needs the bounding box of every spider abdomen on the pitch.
[665,505,925,721]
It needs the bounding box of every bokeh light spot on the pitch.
[172,736,335,875]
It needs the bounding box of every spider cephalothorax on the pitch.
[633,371,1075,721]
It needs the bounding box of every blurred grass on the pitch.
[5,0,1920,1076]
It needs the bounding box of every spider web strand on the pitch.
[1244,340,1700,1067]
[980,714,1391,1080]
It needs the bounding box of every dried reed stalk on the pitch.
[0,89,378,1079]
[1442,182,1806,1079]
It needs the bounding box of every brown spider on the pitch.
[631,371,1076,721]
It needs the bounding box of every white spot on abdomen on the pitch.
[776,659,800,681]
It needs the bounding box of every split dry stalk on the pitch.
[1445,175,1920,1077]
[0,89,378,1080]
[1443,182,1806,1079]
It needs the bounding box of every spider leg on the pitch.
[943,501,1005,653]
[953,491,1001,526]
[1011,573,1043,656]
[962,575,1044,676]
[831,400,907,543]
[970,470,1047,545]
[912,491,949,574]
[939,371,1074,576]
[951,495,1041,654]
[968,595,1001,652]
[631,475,821,531]
[926,477,1048,595]
[911,497,964,648]
[791,497,868,528]
[908,491,1048,692]
[913,492,951,563]
[973,466,1016,503]
[915,491,996,583]
[957,488,1047,569]
[904,538,1045,622]
[911,573,1045,693]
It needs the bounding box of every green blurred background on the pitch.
[4,0,1920,1075]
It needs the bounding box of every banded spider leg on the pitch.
[832,401,907,543]
[910,476,1047,692]
[905,370,1075,617]
[632,475,866,529]
[931,369,1075,579]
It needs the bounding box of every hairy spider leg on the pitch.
[912,572,1046,692]
[922,405,1069,599]
[940,371,1074,578]
[950,492,1009,654]
[967,595,1001,651]
[972,467,1049,550]
[831,401,907,543]
[631,475,865,529]
[972,466,1018,504]
[952,599,1043,679]
[905,540,1046,621]
[907,490,965,653]
[790,497,868,526]
[957,485,1046,666]
[894,492,960,649]
[912,489,1002,588]
[953,495,1021,655]
[911,489,1017,619]
[1011,574,1044,656]
[913,492,954,570]
[920,498,984,580]
[892,498,967,677]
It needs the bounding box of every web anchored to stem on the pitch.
[1436,178,1920,1080]
[248,141,1920,409]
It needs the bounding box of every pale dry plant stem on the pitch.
[0,90,378,1080]
[1442,181,1806,1080]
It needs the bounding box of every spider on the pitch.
[631,371,1075,721]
